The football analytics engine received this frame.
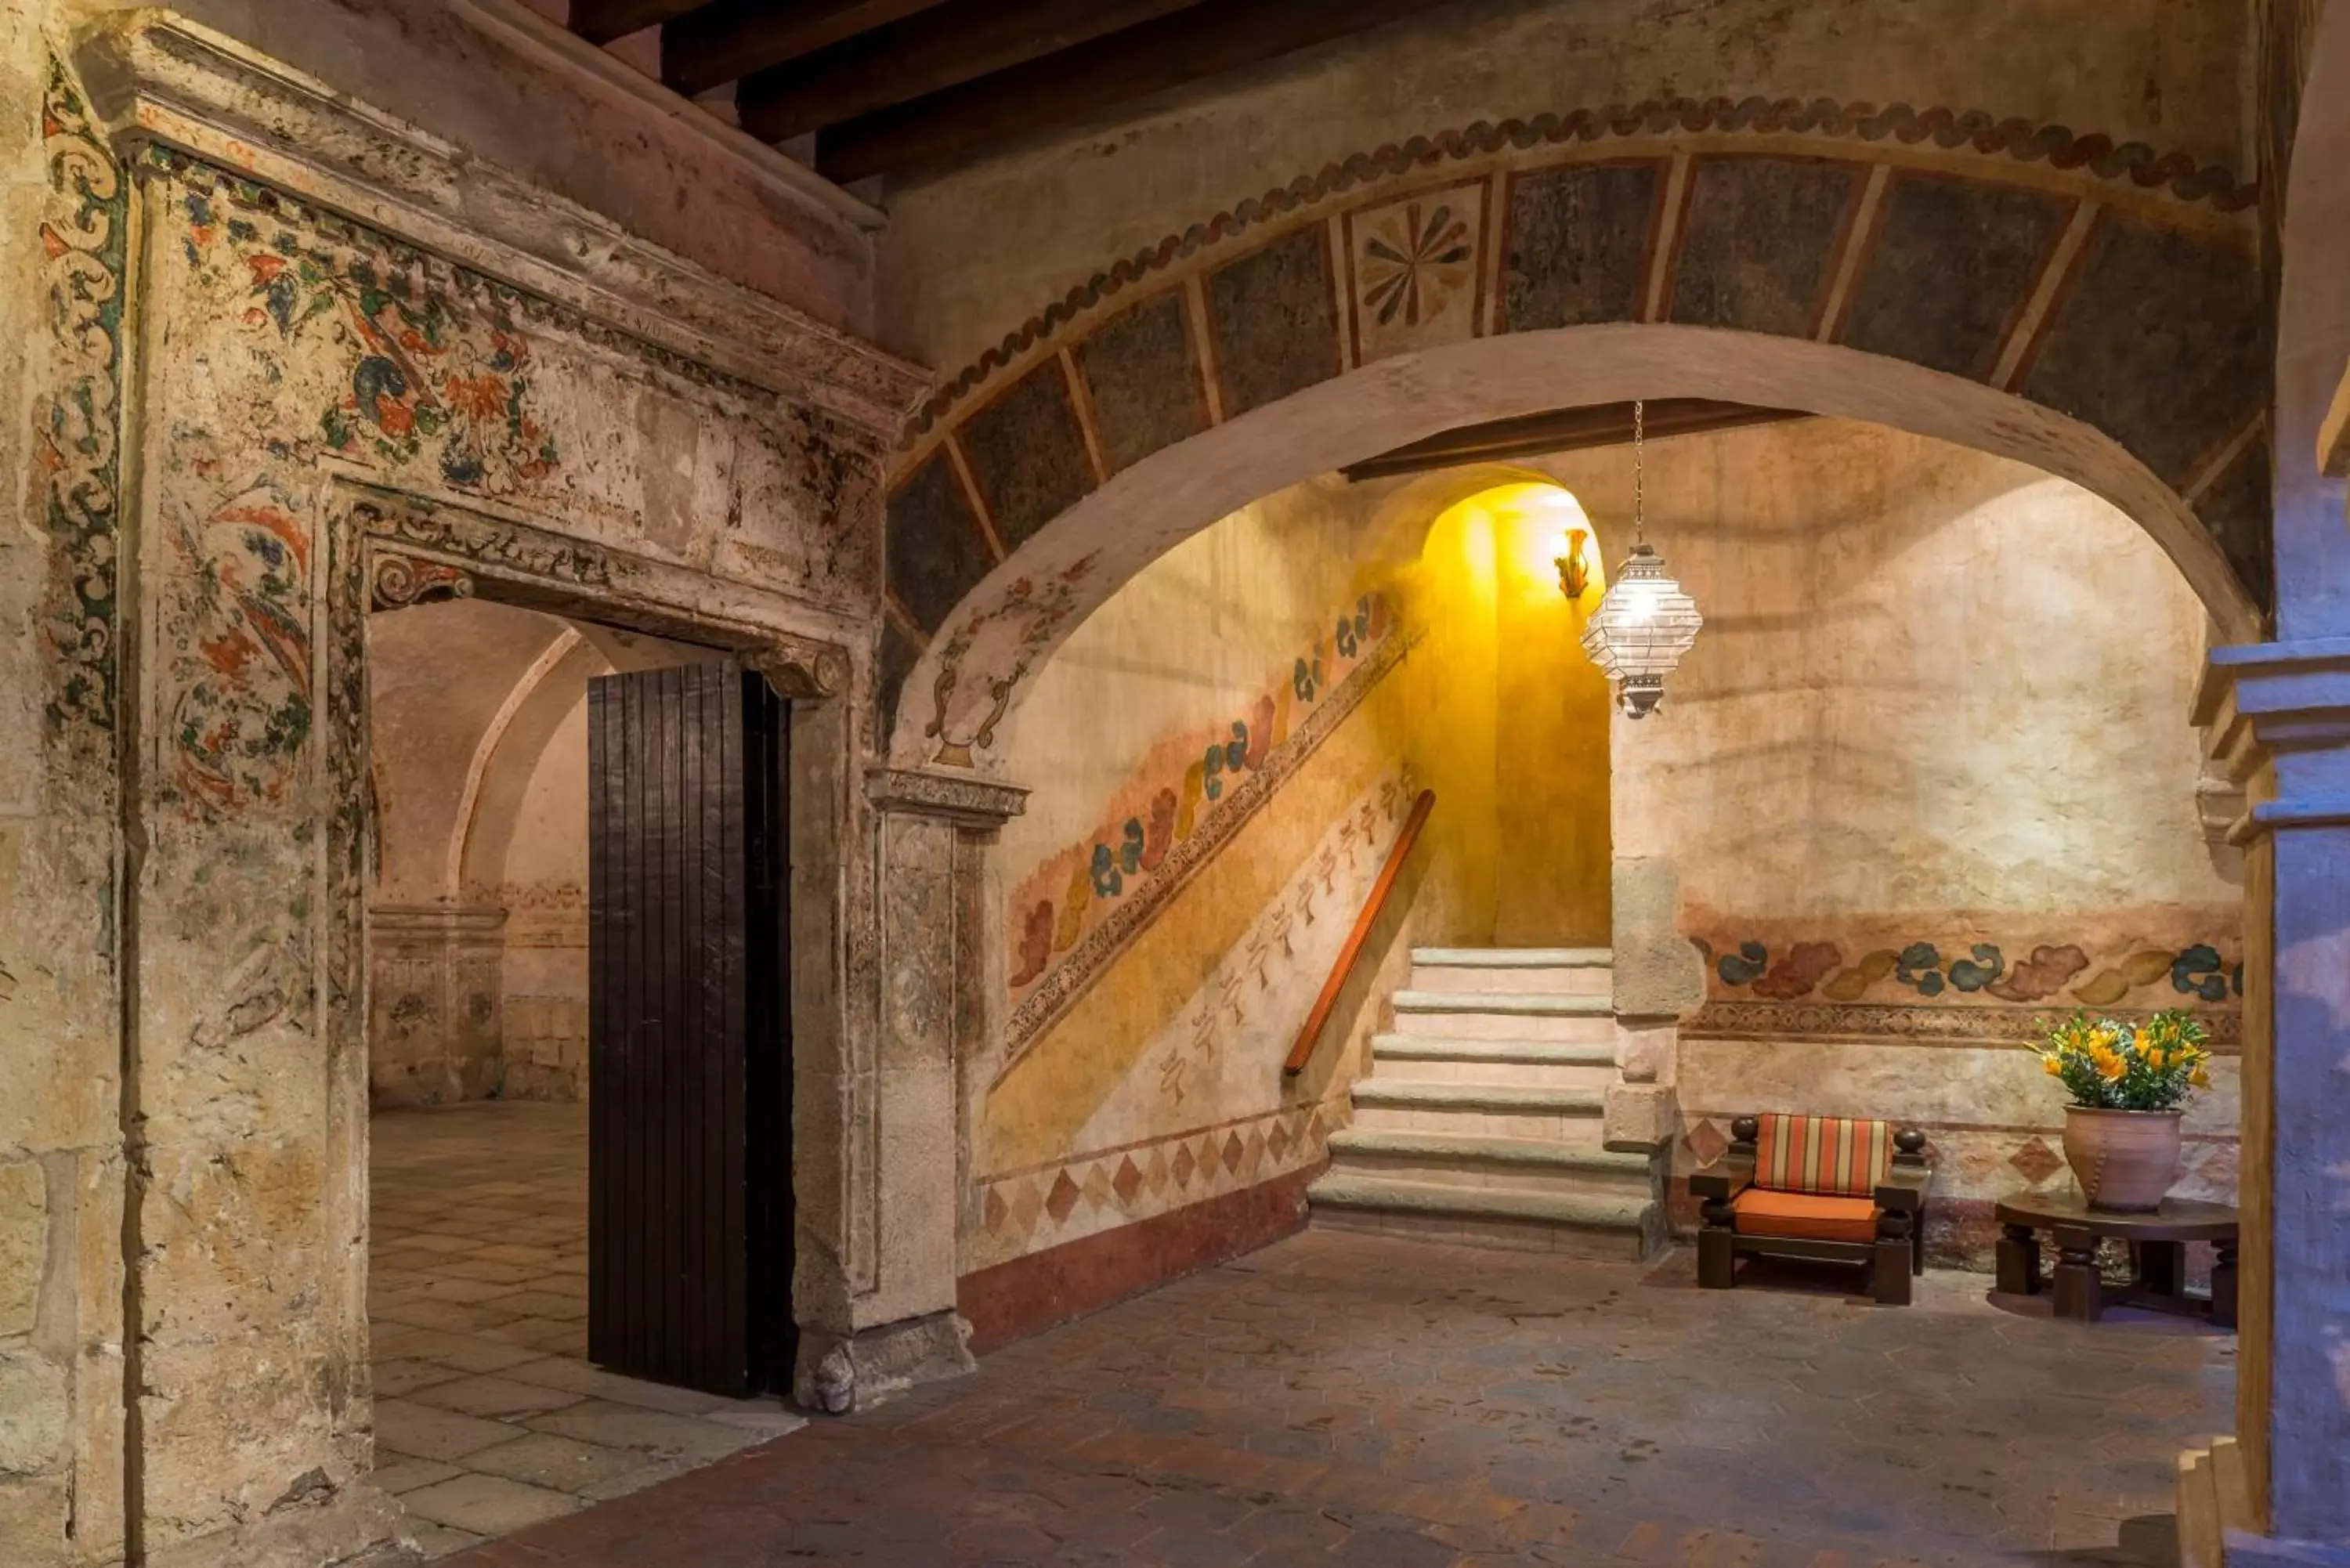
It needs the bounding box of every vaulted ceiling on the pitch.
[566,0,1467,182]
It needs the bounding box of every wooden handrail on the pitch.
[1283,789,1435,1077]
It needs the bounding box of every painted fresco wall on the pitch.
[1571,417,2241,1263]
[0,11,902,1558]
[960,414,2235,1340]
[961,471,1616,1342]
[876,0,2249,378]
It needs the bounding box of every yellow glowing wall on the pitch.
[1391,482,1614,947]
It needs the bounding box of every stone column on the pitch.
[790,766,1024,1413]
[1605,856,1705,1236]
[2196,641,2350,1565]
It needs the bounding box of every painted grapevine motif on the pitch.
[161,159,563,504]
[184,185,558,490]
[167,479,314,819]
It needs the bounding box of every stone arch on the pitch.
[880,106,2269,770]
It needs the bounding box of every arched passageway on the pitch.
[880,118,2267,774]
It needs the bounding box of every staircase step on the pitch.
[1369,1034,1614,1088]
[1411,948,1612,967]
[1391,989,1614,1040]
[1329,1127,1651,1176]
[1348,1080,1606,1140]
[1335,1133,1664,1194]
[1307,1172,1658,1259]
[1373,1035,1614,1064]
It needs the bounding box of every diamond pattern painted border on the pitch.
[967,1100,1343,1273]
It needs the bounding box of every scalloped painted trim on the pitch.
[905,96,2256,442]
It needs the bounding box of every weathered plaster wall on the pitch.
[0,45,128,1567]
[0,5,910,1559]
[489,681,591,1100]
[962,415,2236,1342]
[964,466,1619,1342]
[876,0,2251,375]
[1571,417,2242,1261]
[142,0,878,332]
[367,598,598,1105]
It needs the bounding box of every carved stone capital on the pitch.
[370,551,475,612]
[866,766,1028,829]
[2196,637,2350,838]
[751,640,854,701]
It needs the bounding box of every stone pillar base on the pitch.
[792,1309,974,1414]
[1603,1081,1678,1153]
[147,1480,410,1568]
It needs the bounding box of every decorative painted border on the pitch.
[1684,999,2243,1052]
[1002,623,1419,1058]
[1690,927,2243,1021]
[908,97,2254,438]
[1003,591,1394,1003]
[79,14,925,434]
[968,1094,1346,1274]
[39,57,128,740]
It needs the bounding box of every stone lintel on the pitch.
[70,13,928,435]
[369,903,509,941]
[866,766,1029,829]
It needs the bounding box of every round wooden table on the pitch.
[1994,1191,2237,1328]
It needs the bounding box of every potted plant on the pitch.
[2037,1010,2212,1212]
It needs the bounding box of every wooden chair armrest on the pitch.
[1873,1162,1931,1212]
[1690,1158,1754,1202]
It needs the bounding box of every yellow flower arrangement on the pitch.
[2036,1010,2212,1111]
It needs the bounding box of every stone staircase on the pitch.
[1308,948,1665,1259]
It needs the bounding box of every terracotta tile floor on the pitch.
[432,1195,2232,1568]
[370,1102,804,1560]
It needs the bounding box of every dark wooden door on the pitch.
[587,662,792,1396]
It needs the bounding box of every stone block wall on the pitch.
[369,906,508,1107]
[504,995,590,1102]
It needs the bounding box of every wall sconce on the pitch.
[1555,527,1591,598]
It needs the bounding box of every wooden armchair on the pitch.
[1690,1114,1931,1306]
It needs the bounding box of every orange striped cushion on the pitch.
[1754,1114,1893,1197]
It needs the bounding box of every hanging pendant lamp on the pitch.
[1580,399,1703,718]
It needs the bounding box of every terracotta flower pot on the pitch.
[2062,1106,2182,1212]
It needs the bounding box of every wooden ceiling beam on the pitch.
[661,0,960,99]
[569,0,707,46]
[809,0,1466,182]
[1339,400,1808,483]
[736,0,1209,144]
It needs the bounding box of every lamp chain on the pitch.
[1632,398,1646,546]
